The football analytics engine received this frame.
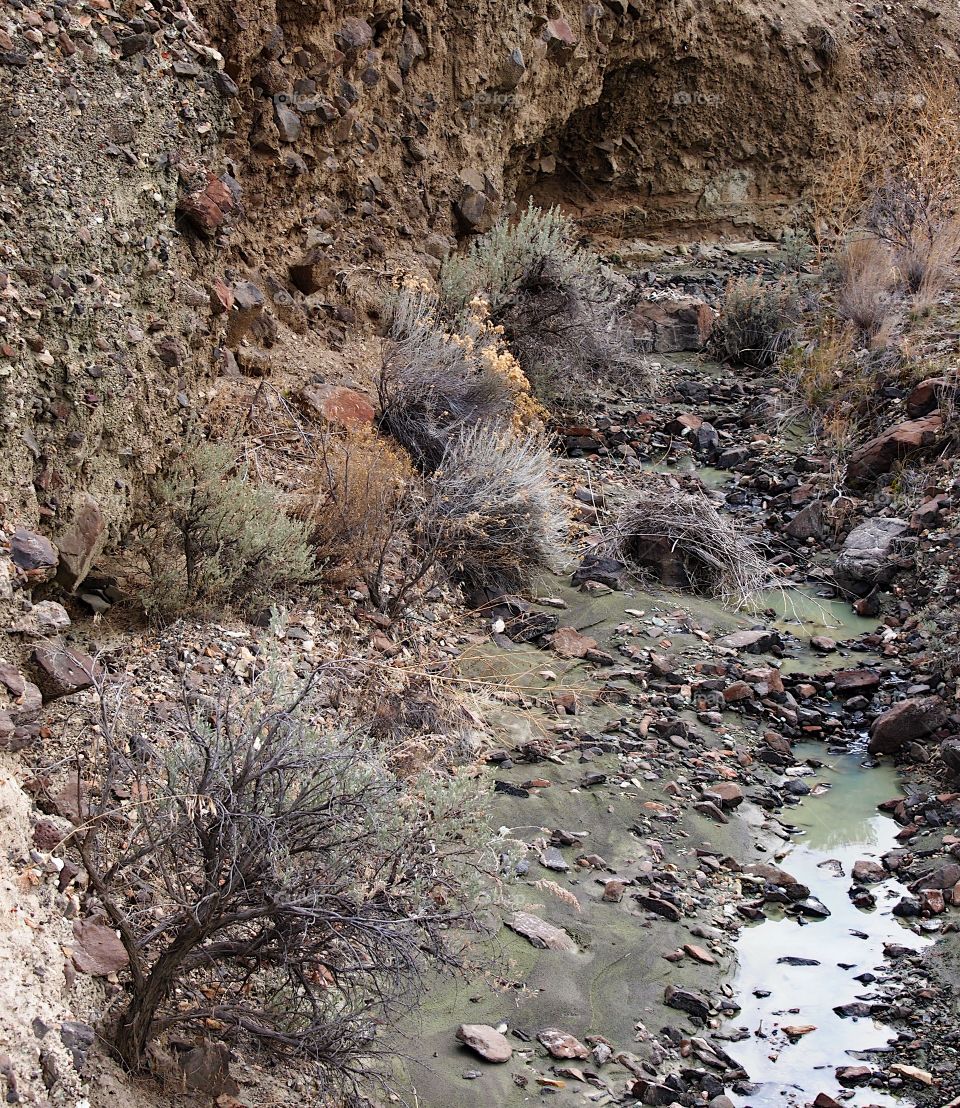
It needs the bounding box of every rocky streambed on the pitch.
[395,302,960,1108]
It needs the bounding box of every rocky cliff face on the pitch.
[1,0,956,575]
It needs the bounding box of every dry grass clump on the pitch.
[423,423,565,598]
[833,235,898,342]
[125,442,316,621]
[605,477,771,608]
[709,277,800,369]
[440,203,649,409]
[377,279,542,468]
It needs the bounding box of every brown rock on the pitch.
[846,416,943,487]
[178,172,236,237]
[10,528,58,579]
[456,1023,512,1063]
[702,782,744,809]
[851,859,886,883]
[552,627,599,659]
[56,493,105,591]
[289,247,331,296]
[537,1028,589,1059]
[298,383,375,426]
[632,298,714,353]
[831,669,882,694]
[723,681,754,703]
[31,643,98,701]
[72,919,129,976]
[506,911,577,952]
[868,696,948,755]
[906,376,955,418]
[683,943,716,965]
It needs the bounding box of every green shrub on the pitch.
[128,442,315,620]
[709,277,800,369]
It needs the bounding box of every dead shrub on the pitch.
[605,476,771,607]
[377,280,540,469]
[422,423,566,599]
[72,653,490,1090]
[833,235,898,340]
[125,442,316,621]
[709,278,800,369]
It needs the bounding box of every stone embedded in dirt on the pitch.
[71,919,128,976]
[694,800,728,823]
[683,943,716,965]
[715,629,777,654]
[537,1028,589,1059]
[664,983,711,1021]
[10,528,58,579]
[31,644,98,701]
[507,911,577,952]
[846,416,943,487]
[570,554,626,589]
[551,626,599,659]
[298,383,375,426]
[602,879,626,902]
[60,1021,95,1072]
[810,635,837,653]
[14,601,71,638]
[178,171,236,236]
[889,1064,934,1086]
[868,695,948,755]
[455,1024,512,1063]
[834,517,913,597]
[630,1077,677,1106]
[702,782,744,809]
[540,846,569,872]
[831,668,882,694]
[852,859,886,884]
[634,894,681,922]
[176,1041,239,1095]
[55,493,105,591]
[905,376,955,419]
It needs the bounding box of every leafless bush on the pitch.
[124,443,316,621]
[496,256,648,409]
[376,282,516,469]
[604,477,771,607]
[833,235,898,341]
[422,423,566,598]
[708,278,800,369]
[70,653,490,1092]
[867,172,960,296]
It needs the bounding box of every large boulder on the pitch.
[632,296,714,353]
[906,377,958,419]
[833,518,911,597]
[868,696,949,755]
[846,417,942,488]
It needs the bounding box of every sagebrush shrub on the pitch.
[709,277,800,369]
[833,235,897,340]
[127,442,315,620]
[422,423,565,598]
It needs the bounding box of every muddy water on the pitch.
[728,745,930,1107]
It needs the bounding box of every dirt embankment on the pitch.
[2,0,958,564]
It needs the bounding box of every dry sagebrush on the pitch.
[709,277,800,370]
[606,477,772,608]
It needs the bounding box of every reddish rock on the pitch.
[31,643,98,701]
[703,781,744,809]
[56,493,105,591]
[298,384,375,426]
[846,416,943,487]
[906,376,955,418]
[831,669,882,694]
[869,696,949,755]
[178,172,236,236]
[852,859,886,883]
[72,919,129,976]
[456,1023,512,1063]
[632,297,714,353]
[918,888,945,914]
[537,1027,590,1060]
[552,626,599,659]
[723,680,754,703]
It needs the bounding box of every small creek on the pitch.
[727,744,930,1107]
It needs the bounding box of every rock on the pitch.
[664,984,710,1021]
[10,528,58,579]
[635,894,681,922]
[831,668,882,694]
[836,1065,872,1085]
[906,376,955,418]
[868,696,948,755]
[746,862,810,899]
[59,1022,95,1071]
[915,862,960,890]
[507,911,577,952]
[176,1041,239,1095]
[632,297,714,353]
[14,601,71,638]
[834,517,911,597]
[178,172,236,237]
[552,627,599,659]
[494,47,526,91]
[455,168,497,233]
[71,919,128,975]
[289,247,331,296]
[55,494,105,591]
[852,860,886,883]
[889,1064,933,1086]
[298,383,374,426]
[537,1028,589,1059]
[813,1096,842,1108]
[603,879,626,902]
[794,896,831,918]
[834,1001,872,1018]
[119,31,152,56]
[723,680,754,703]
[846,416,942,487]
[715,629,778,654]
[31,643,98,701]
[702,782,744,809]
[683,943,716,965]
[570,554,626,589]
[810,635,837,653]
[785,500,825,541]
[456,1024,512,1063]
[940,737,960,775]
